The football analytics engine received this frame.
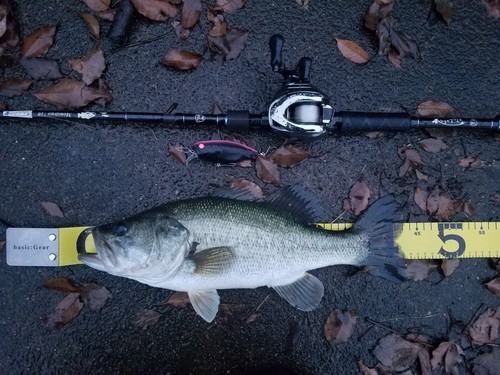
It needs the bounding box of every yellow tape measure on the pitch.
[6,222,499,267]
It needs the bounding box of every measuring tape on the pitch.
[5,222,499,266]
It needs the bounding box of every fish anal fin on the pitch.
[188,289,220,323]
[190,246,235,275]
[272,272,324,311]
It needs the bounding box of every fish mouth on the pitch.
[77,228,118,270]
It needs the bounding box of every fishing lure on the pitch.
[191,140,258,164]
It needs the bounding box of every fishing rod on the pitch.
[1,35,498,140]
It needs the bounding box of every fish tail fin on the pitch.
[355,195,405,282]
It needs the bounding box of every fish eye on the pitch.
[114,224,128,237]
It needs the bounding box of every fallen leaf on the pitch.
[425,127,454,139]
[207,7,227,37]
[34,78,108,110]
[80,283,112,310]
[42,292,84,330]
[377,16,418,58]
[165,291,190,308]
[162,49,202,70]
[417,138,448,153]
[398,147,423,177]
[270,144,310,167]
[182,0,201,29]
[96,9,116,21]
[83,0,110,12]
[433,0,454,25]
[373,333,422,372]
[214,0,246,13]
[463,202,475,216]
[484,0,500,18]
[472,348,500,375]
[364,0,394,31]
[69,47,106,85]
[335,38,369,64]
[168,143,187,164]
[414,180,429,212]
[468,306,500,345]
[485,277,500,298]
[431,341,464,374]
[43,277,81,293]
[80,13,100,39]
[171,20,190,40]
[208,28,249,61]
[95,78,113,106]
[458,157,488,169]
[357,360,378,375]
[39,200,65,218]
[229,179,266,199]
[388,50,401,68]
[324,309,357,345]
[364,131,386,139]
[255,155,281,186]
[418,348,432,375]
[0,77,32,97]
[135,309,162,330]
[237,159,252,168]
[441,259,460,277]
[131,0,178,21]
[426,185,463,220]
[344,176,371,215]
[22,25,56,58]
[417,100,455,117]
[402,260,434,281]
[20,58,63,80]
[0,0,19,62]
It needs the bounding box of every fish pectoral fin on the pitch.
[271,272,324,311]
[190,246,235,275]
[188,289,220,323]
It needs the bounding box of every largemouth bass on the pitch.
[79,184,403,322]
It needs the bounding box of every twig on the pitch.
[365,317,433,348]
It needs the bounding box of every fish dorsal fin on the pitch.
[211,186,262,201]
[264,184,326,224]
[190,246,235,275]
[188,290,220,323]
[271,272,324,311]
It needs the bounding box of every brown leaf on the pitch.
[168,143,187,164]
[364,0,394,31]
[402,260,434,281]
[214,0,247,13]
[388,50,401,68]
[207,7,227,37]
[484,0,500,18]
[357,360,378,375]
[425,127,454,139]
[182,0,201,29]
[80,283,112,310]
[20,58,63,80]
[0,77,32,97]
[346,176,371,215]
[34,78,107,110]
[418,348,432,375]
[229,179,266,199]
[255,155,281,186]
[364,131,386,139]
[270,144,310,167]
[43,277,81,293]
[39,200,65,218]
[42,292,84,330]
[131,0,178,21]
[335,38,369,64]
[96,9,116,21]
[441,259,460,277]
[417,100,455,117]
[377,16,418,58]
[80,13,100,39]
[0,0,19,61]
[162,49,202,70]
[415,169,428,181]
[458,157,488,169]
[165,291,190,308]
[373,333,422,372]
[485,277,500,298]
[171,20,190,40]
[463,202,475,216]
[426,185,463,220]
[414,180,429,212]
[83,0,110,12]
[237,159,252,168]
[324,309,357,345]
[135,309,162,330]
[22,25,56,58]
[95,78,113,106]
[431,341,464,373]
[468,307,500,345]
[69,47,106,85]
[434,0,454,25]
[208,28,249,61]
[417,138,448,153]
[398,147,423,177]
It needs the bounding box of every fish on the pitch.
[78,184,404,323]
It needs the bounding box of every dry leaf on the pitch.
[182,0,201,29]
[344,176,371,215]
[83,0,110,12]
[434,0,454,25]
[95,78,113,106]
[402,260,434,281]
[22,25,56,58]
[80,283,112,310]
[388,50,401,68]
[398,147,423,177]
[214,0,246,13]
[207,7,227,37]
[0,77,32,97]
[171,20,190,40]
[229,179,266,199]
[324,309,357,345]
[135,309,162,330]
[485,277,500,298]
[97,9,116,21]
[162,49,202,70]
[357,360,378,375]
[165,291,190,308]
[484,0,500,18]
[208,28,249,61]
[377,15,418,58]
[364,131,386,139]
[417,138,448,153]
[364,0,394,30]
[255,155,281,186]
[270,144,310,167]
[131,0,178,21]
[43,277,81,293]
[441,259,460,277]
[20,58,63,80]
[414,180,429,212]
[426,185,463,220]
[69,47,106,85]
[458,157,488,169]
[39,200,65,218]
[431,341,464,374]
[335,38,369,64]
[0,0,19,61]
[468,307,500,345]
[417,100,455,117]
[373,333,422,372]
[80,13,100,39]
[42,292,84,330]
[168,143,187,164]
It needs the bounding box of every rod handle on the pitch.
[338,112,412,132]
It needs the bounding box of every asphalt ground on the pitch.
[0,1,499,374]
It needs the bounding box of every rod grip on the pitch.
[339,112,412,132]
